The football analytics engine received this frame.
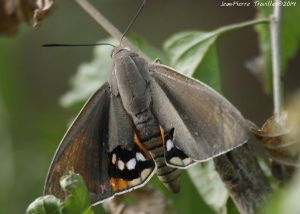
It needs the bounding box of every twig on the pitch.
[270,0,283,116]
[74,0,150,61]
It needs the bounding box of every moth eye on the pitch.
[126,158,137,170]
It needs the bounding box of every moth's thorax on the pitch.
[109,47,152,118]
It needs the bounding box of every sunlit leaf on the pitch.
[164,19,268,87]
[130,34,168,63]
[188,161,229,214]
[164,31,218,77]
[60,38,116,107]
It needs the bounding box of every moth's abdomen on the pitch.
[134,109,181,193]
[143,136,181,193]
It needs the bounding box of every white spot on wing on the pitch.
[128,178,142,187]
[183,157,193,165]
[169,157,183,166]
[112,153,117,164]
[141,168,152,180]
[166,139,174,151]
[126,158,137,170]
[117,160,125,170]
[136,152,146,161]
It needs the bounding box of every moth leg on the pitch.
[164,128,195,168]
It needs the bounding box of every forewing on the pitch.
[44,83,112,203]
[44,84,156,205]
[150,64,250,161]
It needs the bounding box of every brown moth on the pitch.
[44,0,250,205]
[44,45,250,205]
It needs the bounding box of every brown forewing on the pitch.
[44,83,113,203]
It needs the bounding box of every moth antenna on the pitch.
[119,0,146,45]
[42,43,116,48]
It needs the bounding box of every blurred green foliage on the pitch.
[255,0,300,92]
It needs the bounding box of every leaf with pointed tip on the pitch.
[164,31,218,78]
[188,161,229,214]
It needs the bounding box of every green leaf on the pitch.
[164,19,268,91]
[164,31,218,77]
[261,170,300,214]
[130,34,168,63]
[255,0,300,92]
[187,161,229,214]
[60,173,94,214]
[25,173,95,214]
[193,44,221,92]
[26,195,62,214]
[60,38,116,107]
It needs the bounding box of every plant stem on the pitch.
[216,18,270,35]
[74,0,150,61]
[270,0,283,116]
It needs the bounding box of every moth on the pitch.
[44,46,250,205]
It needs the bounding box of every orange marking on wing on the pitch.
[118,179,128,190]
[110,178,128,191]
[134,134,151,158]
[110,178,118,191]
[160,126,165,144]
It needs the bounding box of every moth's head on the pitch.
[111,46,131,58]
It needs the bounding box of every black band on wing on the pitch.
[164,128,194,168]
[108,144,155,180]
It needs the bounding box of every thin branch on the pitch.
[74,0,150,61]
[270,0,283,116]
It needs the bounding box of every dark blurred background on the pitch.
[0,0,299,213]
